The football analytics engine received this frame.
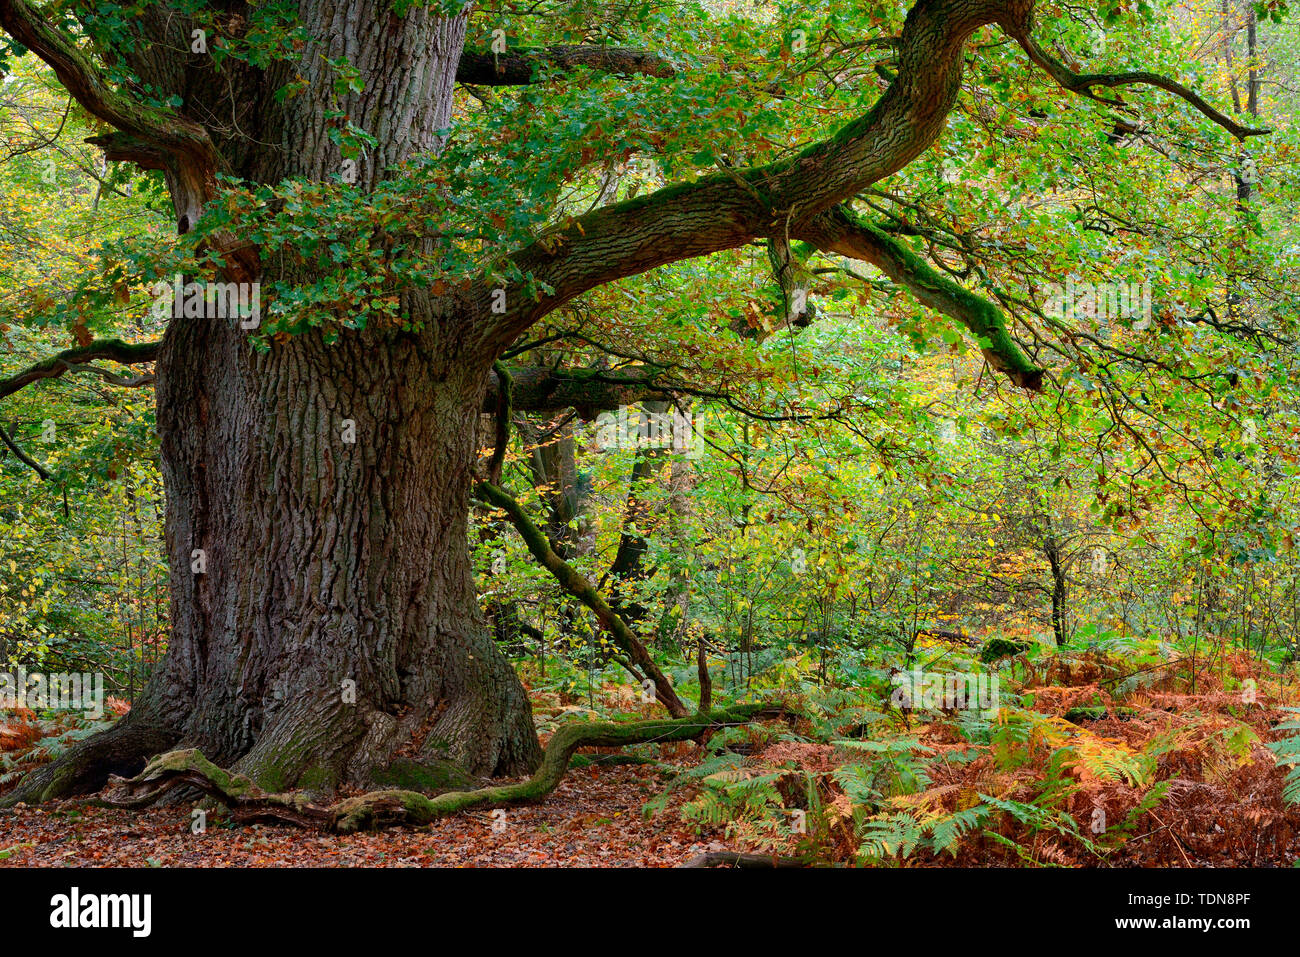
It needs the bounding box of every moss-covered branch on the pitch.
[803,205,1043,391]
[679,851,811,868]
[488,0,1023,353]
[0,0,214,157]
[0,1,258,275]
[473,480,691,718]
[103,704,783,832]
[0,338,161,402]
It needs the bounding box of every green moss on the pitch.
[253,766,286,793]
[104,704,782,833]
[369,758,480,794]
[1064,706,1140,723]
[296,765,337,794]
[836,207,1041,384]
[569,754,651,768]
[41,764,77,803]
[980,638,1031,662]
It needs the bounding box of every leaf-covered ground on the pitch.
[0,761,738,867]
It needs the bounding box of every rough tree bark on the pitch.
[1044,531,1068,648]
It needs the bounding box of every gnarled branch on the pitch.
[483,0,1036,354]
[0,338,161,402]
[479,0,1257,386]
[0,0,212,156]
[485,363,674,416]
[1009,25,1270,141]
[104,704,785,832]
[0,1,256,275]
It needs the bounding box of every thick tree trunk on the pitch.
[2,2,544,805]
[156,316,540,788]
[9,314,542,802]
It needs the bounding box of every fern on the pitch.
[833,737,933,754]
[679,770,790,833]
[857,796,996,861]
[858,811,925,860]
[978,791,1100,857]
[642,751,749,817]
[928,803,993,856]
[1072,736,1150,787]
[831,762,879,807]
[1098,781,1172,847]
[1267,708,1300,805]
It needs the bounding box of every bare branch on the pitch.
[474,480,691,718]
[0,421,49,480]
[486,363,672,416]
[1009,25,1270,141]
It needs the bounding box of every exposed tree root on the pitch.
[103,704,785,833]
[0,713,178,808]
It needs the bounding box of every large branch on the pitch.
[457,45,675,86]
[0,0,209,154]
[485,363,674,416]
[800,205,1043,390]
[0,338,161,402]
[0,1,255,275]
[1008,25,1270,141]
[484,0,1031,354]
[480,0,1257,386]
[103,704,783,832]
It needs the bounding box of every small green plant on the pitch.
[1267,708,1300,805]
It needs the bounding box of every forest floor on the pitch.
[0,761,728,867]
[2,641,1299,867]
